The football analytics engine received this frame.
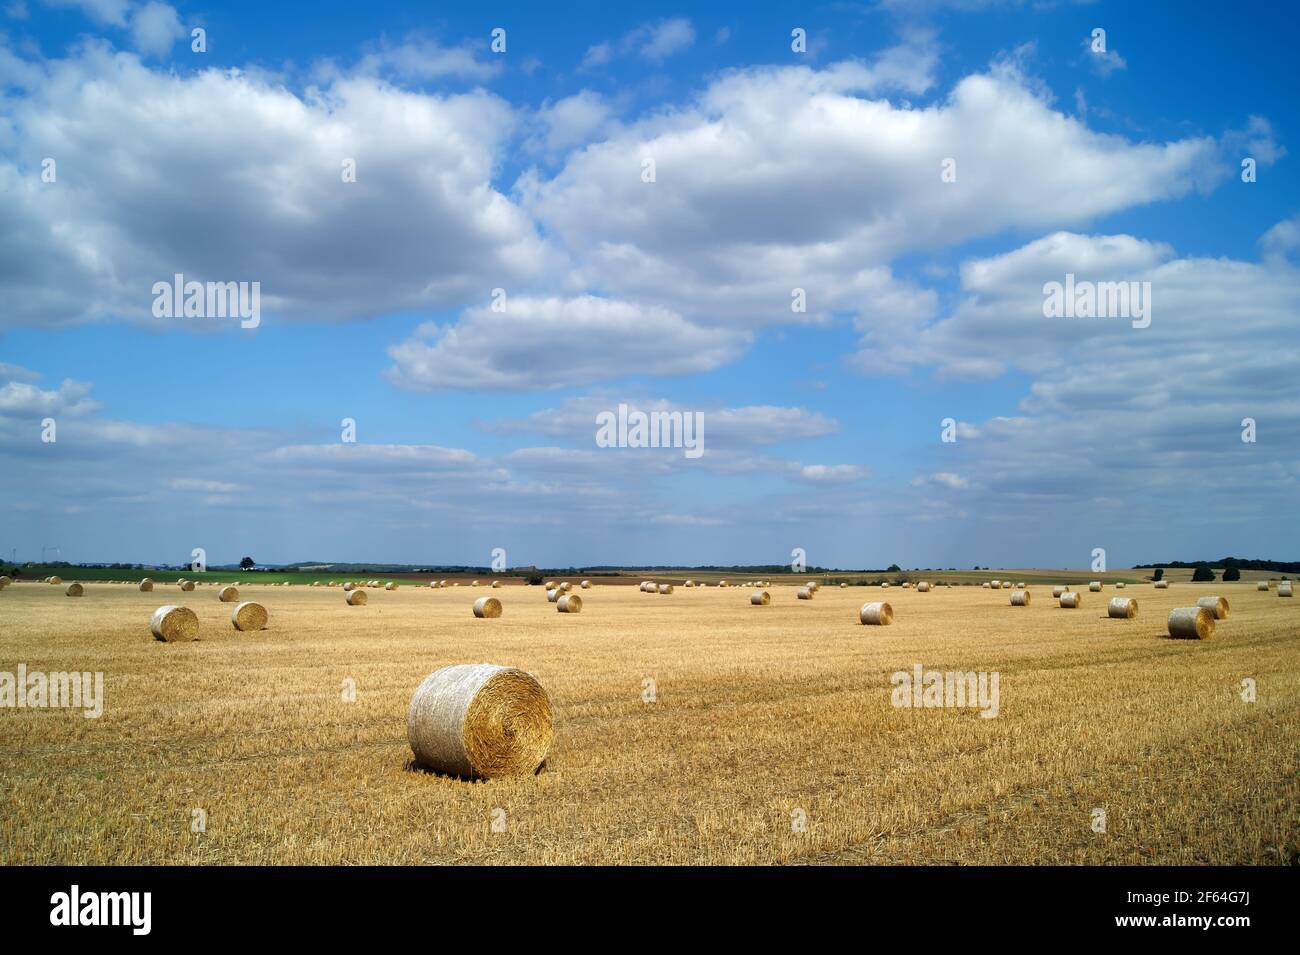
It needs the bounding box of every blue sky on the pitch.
[1,0,1297,569]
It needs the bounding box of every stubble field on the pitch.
[1,578,1297,865]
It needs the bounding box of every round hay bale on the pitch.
[407,664,552,779]
[386,582,397,591]
[580,580,591,589]
[840,582,847,588]
[684,580,694,587]
[1016,582,1026,589]
[1089,581,1103,592]
[1115,582,1126,589]
[797,586,814,599]
[1059,592,1082,608]
[557,594,582,613]
[218,586,239,603]
[546,588,560,603]
[751,590,770,606]
[718,580,727,588]
[492,580,501,589]
[471,580,480,587]
[882,582,892,589]
[559,582,572,592]
[346,589,368,606]
[1196,595,1229,619]
[1002,581,1013,589]
[1108,597,1138,619]
[151,605,198,642]
[179,580,195,592]
[231,601,268,631]
[1010,590,1029,606]
[48,575,62,585]
[1052,586,1066,598]
[0,575,9,590]
[342,582,355,592]
[138,579,154,592]
[859,602,893,625]
[311,581,321,587]
[1168,606,1214,640]
[65,582,84,597]
[658,583,673,595]
[981,582,990,589]
[1154,580,1169,589]
[1278,581,1293,597]
[473,596,503,618]
[1257,581,1269,591]
[917,582,931,592]
[544,581,556,589]
[990,580,1001,588]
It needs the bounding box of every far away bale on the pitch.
[473,596,503,618]
[1108,597,1138,619]
[139,578,153,592]
[1059,592,1082,608]
[492,580,501,589]
[917,582,932,592]
[557,594,582,613]
[179,580,195,592]
[1257,581,1270,591]
[751,590,770,606]
[1052,586,1066,598]
[1196,595,1229,619]
[1115,582,1126,589]
[797,586,814,600]
[658,583,673,595]
[1089,581,1103,592]
[859,602,893,625]
[347,589,368,606]
[1168,606,1214,639]
[1278,581,1293,597]
[1010,590,1029,606]
[581,580,591,589]
[386,582,397,591]
[151,605,198,642]
[231,601,268,631]
[546,588,560,602]
[343,581,355,591]
[65,582,84,597]
[218,586,239,603]
[1154,580,1169,589]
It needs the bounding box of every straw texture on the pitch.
[859,602,893,625]
[1168,607,1214,639]
[231,601,268,631]
[151,605,198,642]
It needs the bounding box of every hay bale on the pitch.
[1016,582,1026,589]
[1108,597,1137,619]
[751,590,770,606]
[684,580,694,587]
[346,589,368,606]
[658,583,673,595]
[797,586,814,600]
[65,582,84,597]
[859,602,893,625]
[990,580,1001,588]
[1257,581,1270,591]
[1052,585,1066,598]
[473,596,503,618]
[139,579,153,592]
[311,581,321,587]
[1196,595,1229,619]
[386,582,397,591]
[1002,581,1013,589]
[1059,592,1081,608]
[1154,580,1169,589]
[544,581,557,589]
[580,580,591,589]
[151,605,198,642]
[471,580,480,587]
[1115,582,1126,589]
[981,582,990,589]
[407,664,552,779]
[559,582,572,592]
[1089,581,1102,592]
[1279,581,1293,597]
[218,586,239,603]
[557,594,582,613]
[0,575,9,590]
[840,582,847,588]
[1168,606,1214,639]
[718,580,727,588]
[1010,590,1029,606]
[231,601,268,631]
[882,582,892,589]
[546,588,560,602]
[917,582,931,592]
[48,575,62,585]
[492,580,501,589]
[179,580,195,592]
[342,582,355,592]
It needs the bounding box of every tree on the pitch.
[239,557,255,570]
[1222,566,1241,582]
[1152,568,1164,581]
[886,564,901,573]
[1191,564,1215,582]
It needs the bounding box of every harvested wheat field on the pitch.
[1,579,1297,866]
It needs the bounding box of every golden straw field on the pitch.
[2,578,1297,865]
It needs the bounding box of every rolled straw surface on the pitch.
[231,602,268,631]
[473,597,503,618]
[859,602,893,625]
[151,605,198,642]
[1168,607,1214,639]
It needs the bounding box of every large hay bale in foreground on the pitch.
[859,602,893,625]
[407,664,552,779]
[1089,581,1103,592]
[1196,595,1229,619]
[1257,581,1270,591]
[1168,606,1214,639]
[797,586,814,600]
[231,602,268,631]
[1059,592,1082,608]
[1010,590,1029,606]
[1108,597,1138,619]
[151,605,198,642]
[179,580,195,592]
[218,586,239,603]
[751,590,770,606]
[1279,581,1293,597]
[473,596,503,618]
[65,582,84,597]
[346,589,368,606]
[557,594,582,613]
